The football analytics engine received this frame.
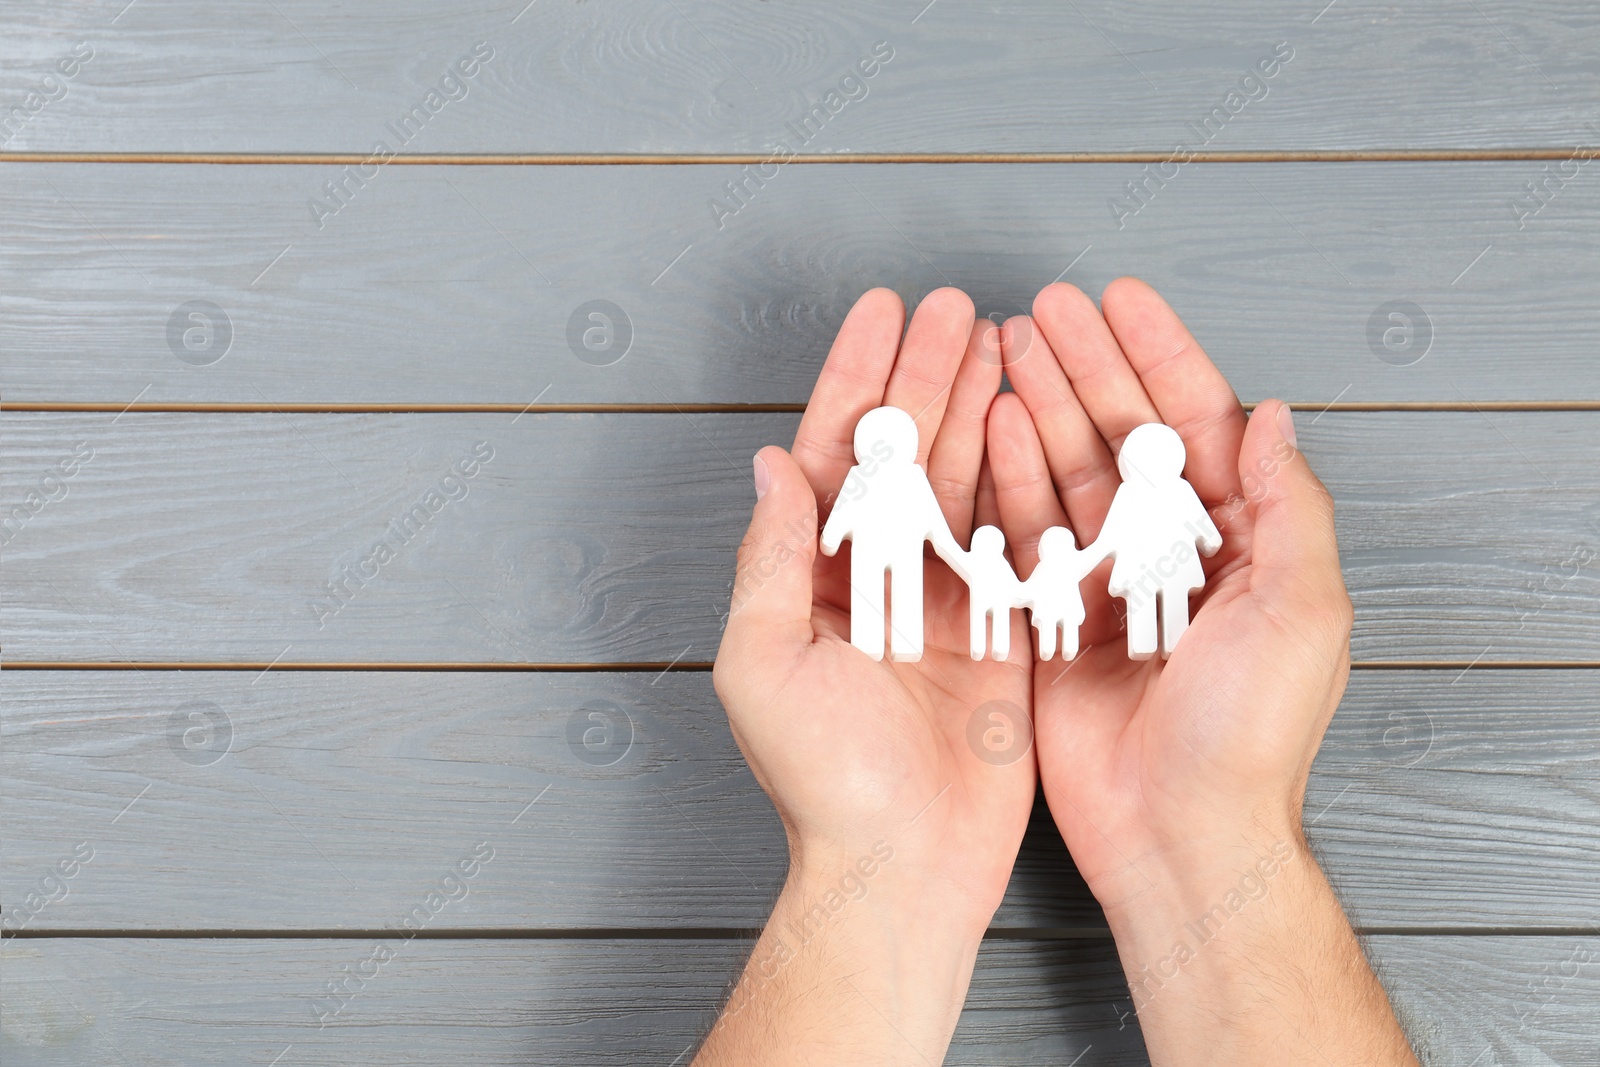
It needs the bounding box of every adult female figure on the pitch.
[1097,422,1222,658]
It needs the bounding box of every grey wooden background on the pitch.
[4,2,1599,1064]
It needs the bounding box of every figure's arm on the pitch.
[941,544,977,586]
[919,470,966,562]
[1187,486,1223,555]
[1076,511,1117,574]
[1078,490,1125,572]
[1076,535,1112,573]
[1005,567,1029,607]
[819,483,856,556]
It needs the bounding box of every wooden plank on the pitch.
[3,2,1598,155]
[5,411,1600,664]
[5,669,1599,930]
[2,936,1594,1065]
[0,937,1142,1066]
[3,161,1599,404]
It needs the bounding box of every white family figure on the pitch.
[1093,423,1223,659]
[820,406,965,661]
[823,406,1221,663]
[1025,527,1098,660]
[957,525,1025,662]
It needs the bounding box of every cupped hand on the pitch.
[988,278,1354,914]
[713,286,1035,925]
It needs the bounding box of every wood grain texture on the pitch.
[2,2,1598,154]
[2,936,1595,1065]
[6,411,1600,664]
[5,669,1598,930]
[3,162,1599,404]
[6,0,1594,1053]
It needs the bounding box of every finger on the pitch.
[927,319,1003,543]
[1000,314,1121,543]
[1031,282,1160,452]
[791,287,905,504]
[974,455,1000,532]
[1101,277,1247,505]
[986,392,1069,579]
[719,447,819,675]
[883,286,976,465]
[1239,402,1351,627]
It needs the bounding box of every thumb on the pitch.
[1238,400,1350,614]
[722,446,818,661]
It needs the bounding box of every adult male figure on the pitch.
[820,404,964,661]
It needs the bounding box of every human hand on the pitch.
[989,279,1414,1065]
[704,286,1035,1063]
[989,276,1349,908]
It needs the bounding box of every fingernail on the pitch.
[753,452,770,501]
[1276,403,1297,448]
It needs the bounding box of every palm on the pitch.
[1034,528,1257,887]
[787,551,1033,903]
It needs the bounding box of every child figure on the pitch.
[1023,526,1099,660]
[956,525,1026,661]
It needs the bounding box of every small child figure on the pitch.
[958,525,1026,661]
[1023,527,1099,660]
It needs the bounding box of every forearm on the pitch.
[1103,829,1417,1067]
[694,843,988,1066]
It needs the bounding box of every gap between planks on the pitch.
[8,402,1600,414]
[8,926,1598,940]
[2,149,1598,165]
[4,661,1599,671]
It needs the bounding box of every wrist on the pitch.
[1099,825,1312,959]
[1103,830,1324,1055]
[727,840,987,1061]
[1084,801,1304,925]
[786,823,1000,938]
[785,835,993,941]
[1094,829,1417,1065]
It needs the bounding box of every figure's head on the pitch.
[854,405,918,466]
[971,524,1004,554]
[1039,525,1077,558]
[1117,422,1186,485]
